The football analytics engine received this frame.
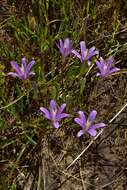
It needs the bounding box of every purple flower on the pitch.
[8,57,35,80]
[96,57,120,78]
[56,38,73,61]
[74,110,106,137]
[40,100,70,129]
[72,41,99,65]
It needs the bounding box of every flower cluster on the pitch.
[40,100,106,138]
[7,37,125,139]
[8,39,121,80]
[57,38,120,78]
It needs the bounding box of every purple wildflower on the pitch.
[72,41,99,65]
[96,57,120,78]
[57,38,73,61]
[8,57,35,80]
[74,110,106,137]
[40,100,70,129]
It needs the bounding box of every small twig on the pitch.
[0,16,14,29]
[0,94,26,110]
[98,170,124,189]
[42,160,46,190]
[88,28,127,45]
[61,170,95,188]
[65,102,127,170]
[37,166,42,190]
[108,103,127,124]
[79,161,86,190]
[48,19,61,25]
[85,64,94,77]
[24,173,34,190]
[49,150,95,187]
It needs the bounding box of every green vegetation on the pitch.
[0,0,127,189]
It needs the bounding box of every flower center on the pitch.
[84,121,91,132]
[103,62,109,75]
[51,109,57,122]
[21,65,25,74]
[84,49,88,59]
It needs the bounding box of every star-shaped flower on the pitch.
[40,100,70,128]
[72,41,99,65]
[8,57,35,80]
[96,57,120,78]
[74,110,106,137]
[57,38,73,61]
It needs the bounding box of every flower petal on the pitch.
[80,41,86,60]
[8,72,20,77]
[10,61,22,75]
[77,130,84,137]
[96,72,101,77]
[50,100,56,112]
[40,107,51,119]
[59,39,63,48]
[29,71,35,76]
[108,57,113,68]
[72,50,82,61]
[53,121,60,129]
[109,68,120,74]
[64,38,70,49]
[67,42,73,56]
[56,113,70,120]
[26,60,35,76]
[74,118,84,128]
[78,111,86,125]
[87,128,97,137]
[87,60,91,66]
[92,123,106,129]
[21,57,27,68]
[57,103,66,114]
[96,58,104,72]
[57,39,64,54]
[87,47,99,60]
[87,110,97,124]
